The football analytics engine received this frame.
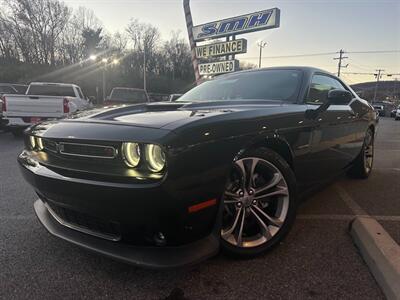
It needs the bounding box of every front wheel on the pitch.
[220,148,298,257]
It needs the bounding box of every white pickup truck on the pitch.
[2,82,90,136]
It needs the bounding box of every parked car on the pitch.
[0,83,27,129]
[2,82,90,136]
[169,94,183,101]
[373,104,385,116]
[19,67,377,268]
[395,107,400,120]
[104,87,149,106]
[148,93,170,102]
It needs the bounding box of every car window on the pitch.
[0,86,17,94]
[306,74,349,105]
[178,70,302,103]
[76,87,84,99]
[27,85,76,97]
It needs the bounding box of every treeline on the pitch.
[0,0,196,97]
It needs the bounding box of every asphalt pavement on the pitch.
[1,118,399,299]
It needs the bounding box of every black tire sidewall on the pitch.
[220,147,298,257]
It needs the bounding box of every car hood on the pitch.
[30,100,294,141]
[73,100,287,129]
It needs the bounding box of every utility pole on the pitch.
[257,41,267,68]
[334,49,348,77]
[373,69,384,103]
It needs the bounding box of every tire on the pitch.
[348,128,374,179]
[396,117,400,121]
[220,148,298,257]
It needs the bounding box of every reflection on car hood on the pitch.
[71,100,287,130]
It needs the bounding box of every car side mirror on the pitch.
[327,89,353,105]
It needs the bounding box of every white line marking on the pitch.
[334,184,367,215]
[0,215,36,220]
[298,214,400,221]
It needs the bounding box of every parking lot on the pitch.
[0,118,399,299]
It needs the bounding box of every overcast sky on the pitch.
[63,0,400,84]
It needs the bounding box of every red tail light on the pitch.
[63,98,69,113]
[1,96,6,112]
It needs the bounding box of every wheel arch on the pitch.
[243,136,295,170]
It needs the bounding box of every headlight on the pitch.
[122,142,141,167]
[36,137,44,150]
[145,144,166,172]
[29,136,36,150]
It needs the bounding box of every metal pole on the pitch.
[183,0,201,84]
[257,41,266,68]
[143,47,147,91]
[334,49,348,77]
[373,69,384,103]
[102,67,106,102]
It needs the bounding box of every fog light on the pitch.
[154,232,166,246]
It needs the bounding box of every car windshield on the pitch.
[110,89,147,102]
[28,85,75,97]
[178,70,302,103]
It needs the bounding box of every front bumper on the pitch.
[34,199,219,268]
[19,151,225,268]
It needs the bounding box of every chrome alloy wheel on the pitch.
[221,157,290,248]
[364,131,374,173]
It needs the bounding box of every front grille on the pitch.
[46,201,121,241]
[43,139,58,153]
[59,142,118,159]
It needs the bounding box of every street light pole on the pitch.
[143,47,147,92]
[257,41,267,68]
[102,58,108,102]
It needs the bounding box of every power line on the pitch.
[240,49,399,60]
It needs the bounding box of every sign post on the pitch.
[183,0,201,83]
[184,3,280,81]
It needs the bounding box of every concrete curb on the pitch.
[350,216,400,300]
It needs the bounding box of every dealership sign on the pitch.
[195,39,247,59]
[192,8,280,42]
[198,60,239,75]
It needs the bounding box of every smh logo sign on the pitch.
[192,8,280,42]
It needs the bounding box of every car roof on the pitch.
[229,66,332,76]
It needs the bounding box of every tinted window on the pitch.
[76,87,84,99]
[178,70,302,102]
[28,85,75,97]
[306,74,348,104]
[110,89,147,103]
[0,86,17,94]
[12,85,28,94]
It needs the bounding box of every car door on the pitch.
[305,73,359,181]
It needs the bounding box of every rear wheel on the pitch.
[220,148,298,257]
[348,129,374,179]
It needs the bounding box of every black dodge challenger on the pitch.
[19,67,377,268]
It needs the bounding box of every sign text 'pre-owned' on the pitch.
[192,8,280,42]
[198,60,238,75]
[195,39,247,58]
